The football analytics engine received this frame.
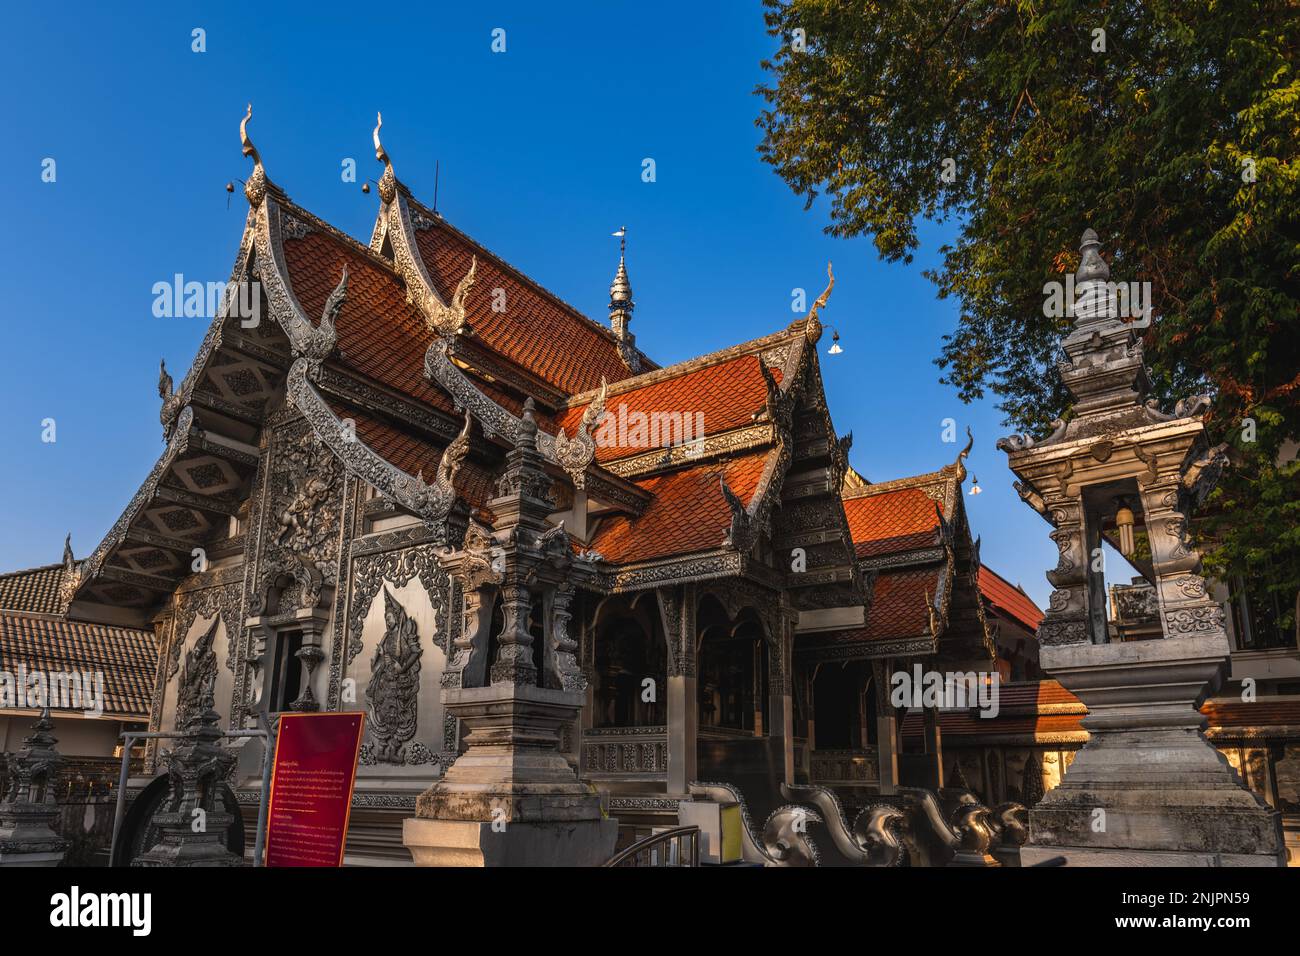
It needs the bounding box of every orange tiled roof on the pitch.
[281,230,456,415]
[901,709,1087,739]
[0,564,67,616]
[0,611,156,719]
[864,566,937,639]
[557,354,776,463]
[899,679,1087,739]
[842,488,942,559]
[587,450,772,564]
[901,682,1300,740]
[325,401,498,515]
[978,566,1044,632]
[1202,697,1300,730]
[414,221,648,395]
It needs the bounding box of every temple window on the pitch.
[266,630,304,712]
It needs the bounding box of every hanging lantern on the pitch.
[1115,498,1136,557]
[968,476,982,495]
[828,329,843,355]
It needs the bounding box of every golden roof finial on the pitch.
[239,103,269,206]
[374,111,389,165]
[805,261,834,344]
[240,103,260,165]
[953,425,974,483]
[374,111,397,204]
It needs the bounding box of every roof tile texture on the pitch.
[588,450,772,564]
[843,488,942,559]
[282,232,454,414]
[0,612,156,719]
[558,355,776,464]
[415,224,638,395]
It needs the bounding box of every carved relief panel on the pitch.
[344,544,454,772]
[252,418,344,615]
[159,582,241,734]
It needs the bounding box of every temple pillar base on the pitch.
[405,683,618,866]
[1025,635,1285,867]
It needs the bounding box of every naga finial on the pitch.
[805,261,834,344]
[158,359,173,400]
[240,103,260,165]
[374,111,389,165]
[240,103,269,206]
[374,111,397,204]
[62,533,74,572]
[952,425,974,483]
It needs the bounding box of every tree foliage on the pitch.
[757,0,1300,628]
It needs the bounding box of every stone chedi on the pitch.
[999,229,1284,866]
[402,400,617,866]
[0,708,70,867]
[133,705,243,867]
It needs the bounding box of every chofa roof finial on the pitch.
[804,261,834,344]
[953,425,974,483]
[240,103,269,207]
[374,111,397,205]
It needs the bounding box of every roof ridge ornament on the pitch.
[424,256,477,336]
[555,377,608,489]
[158,358,185,440]
[240,103,269,207]
[804,261,834,344]
[374,111,398,205]
[949,425,973,483]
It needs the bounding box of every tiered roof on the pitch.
[21,111,947,665]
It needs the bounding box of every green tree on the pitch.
[757,0,1300,633]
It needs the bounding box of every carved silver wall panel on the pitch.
[365,587,424,765]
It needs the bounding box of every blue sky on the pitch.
[0,1,1065,609]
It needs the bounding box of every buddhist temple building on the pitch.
[1,110,1295,866]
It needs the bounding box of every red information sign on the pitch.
[264,712,365,867]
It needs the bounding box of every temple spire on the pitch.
[1073,227,1115,326]
[608,226,639,372]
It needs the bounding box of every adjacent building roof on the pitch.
[0,611,155,720]
[898,680,1300,746]
[978,566,1044,633]
[0,564,68,616]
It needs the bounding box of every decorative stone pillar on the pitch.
[662,586,698,796]
[0,708,69,867]
[403,400,616,866]
[1001,229,1283,867]
[133,706,243,867]
[871,659,899,795]
[923,702,945,790]
[768,612,797,785]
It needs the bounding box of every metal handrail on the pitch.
[603,825,700,867]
